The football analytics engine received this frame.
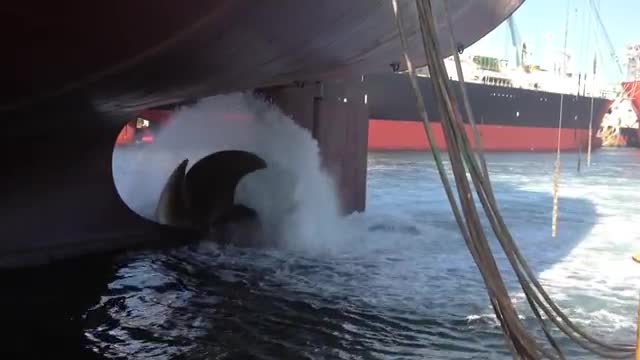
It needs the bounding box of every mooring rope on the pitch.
[392,1,548,358]
[441,5,492,194]
[434,0,635,356]
[587,55,597,167]
[392,0,635,358]
[552,94,564,239]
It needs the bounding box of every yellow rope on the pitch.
[551,160,560,238]
[552,94,564,238]
[633,254,640,360]
[587,105,594,167]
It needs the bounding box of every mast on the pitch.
[562,0,571,75]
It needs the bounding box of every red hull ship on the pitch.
[620,44,640,147]
[622,81,640,114]
[120,73,613,153]
[623,44,640,114]
[366,50,613,152]
[368,121,602,152]
[618,44,640,145]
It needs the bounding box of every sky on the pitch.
[466,0,640,84]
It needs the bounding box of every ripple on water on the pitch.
[83,150,640,359]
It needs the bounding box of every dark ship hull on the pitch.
[366,72,612,151]
[0,0,523,268]
[3,0,524,124]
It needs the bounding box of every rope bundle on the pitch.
[390,0,635,358]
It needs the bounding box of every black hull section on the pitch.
[365,73,612,130]
[620,128,640,147]
[3,0,523,130]
[0,1,524,269]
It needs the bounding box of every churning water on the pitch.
[6,94,640,359]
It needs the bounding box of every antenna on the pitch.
[562,0,571,75]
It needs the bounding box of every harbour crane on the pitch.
[506,15,526,69]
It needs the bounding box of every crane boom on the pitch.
[507,16,522,68]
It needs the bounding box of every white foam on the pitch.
[106,149,640,357]
[112,92,344,254]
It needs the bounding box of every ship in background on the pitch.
[602,43,640,147]
[367,15,615,152]
[122,47,615,153]
[117,11,618,154]
[622,43,640,117]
